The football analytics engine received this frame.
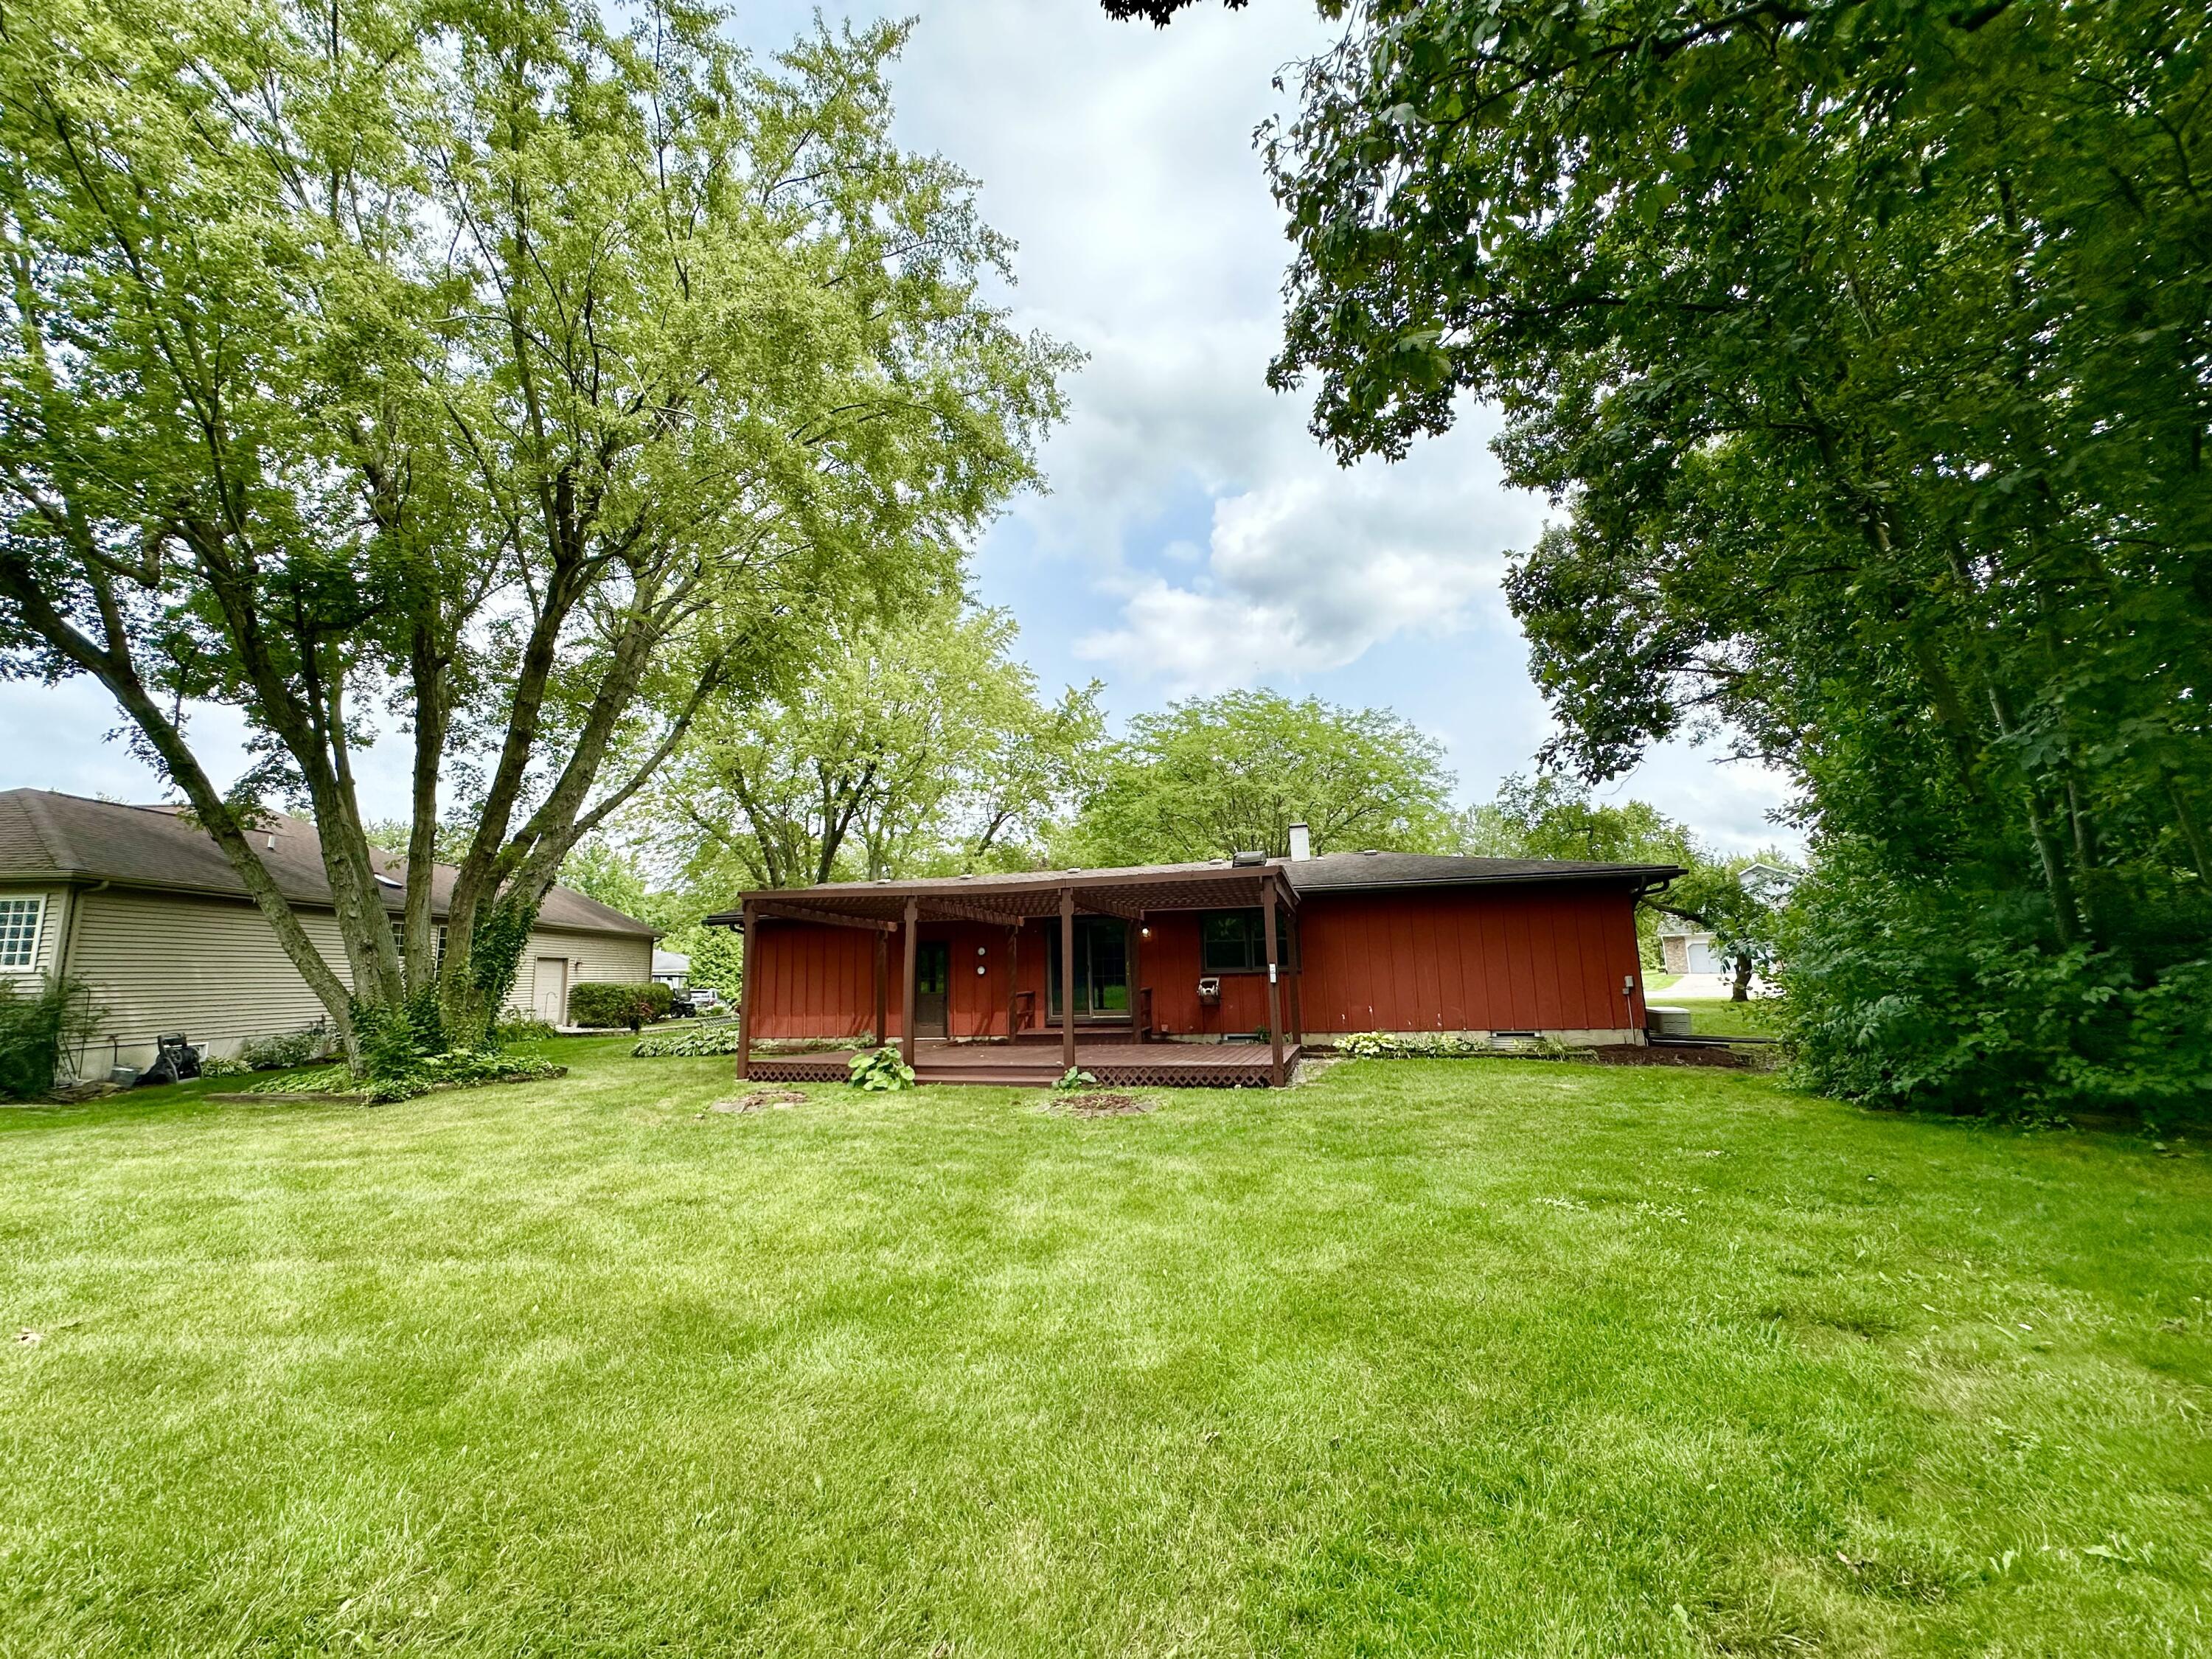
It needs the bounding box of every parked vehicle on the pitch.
[670,986,723,1018]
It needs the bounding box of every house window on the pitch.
[1198,908,1286,973]
[0,897,43,970]
[389,919,449,966]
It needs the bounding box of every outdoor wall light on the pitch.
[1139,925,1152,939]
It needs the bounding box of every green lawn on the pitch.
[3,1043,2206,1657]
[1663,995,1781,1039]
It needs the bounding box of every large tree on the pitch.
[0,0,1067,1063]
[1068,689,1455,864]
[1244,0,2211,1110]
[641,601,1102,890]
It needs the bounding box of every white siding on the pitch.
[63,888,350,1071]
[58,888,651,1071]
[0,886,68,981]
[513,927,654,1023]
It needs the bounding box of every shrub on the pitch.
[244,1051,566,1103]
[237,1026,330,1071]
[847,1046,916,1091]
[1335,1031,1571,1060]
[0,976,99,1102]
[1779,854,2212,1117]
[490,1015,558,1046]
[633,1022,745,1058]
[1338,1031,1489,1059]
[567,981,673,1031]
[367,1050,564,1103]
[246,1063,355,1096]
[198,1054,250,1078]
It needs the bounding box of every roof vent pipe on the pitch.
[1287,822,1312,863]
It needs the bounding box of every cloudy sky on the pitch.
[0,0,1798,854]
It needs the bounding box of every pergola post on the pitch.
[1006,925,1020,1037]
[1129,911,1144,1043]
[1060,887,1077,1076]
[1286,907,1304,1046]
[900,897,919,1068]
[1262,876,1284,1087]
[735,900,756,1081]
[872,929,888,1047]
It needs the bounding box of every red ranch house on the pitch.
[706,840,1682,1089]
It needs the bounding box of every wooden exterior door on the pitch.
[533,956,568,1025]
[914,940,950,1037]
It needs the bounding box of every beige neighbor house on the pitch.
[0,789,655,1076]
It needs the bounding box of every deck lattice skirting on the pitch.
[745,1040,1299,1090]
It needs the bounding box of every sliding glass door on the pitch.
[1046,917,1130,1021]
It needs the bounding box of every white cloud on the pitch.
[1076,428,1545,692]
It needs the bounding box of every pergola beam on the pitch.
[917,895,1020,926]
[755,901,898,932]
[1070,888,1146,922]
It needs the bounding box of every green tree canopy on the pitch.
[1458,774,1696,869]
[1068,689,1455,865]
[1255,0,2211,1110]
[0,0,1068,1064]
[639,601,1103,890]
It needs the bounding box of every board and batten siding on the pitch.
[745,883,1648,1046]
[55,887,650,1070]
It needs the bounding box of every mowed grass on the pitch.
[1,1043,2207,1658]
[1664,997,1780,1039]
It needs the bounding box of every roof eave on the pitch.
[1293,863,1688,895]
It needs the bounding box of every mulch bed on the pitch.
[1055,1091,1152,1116]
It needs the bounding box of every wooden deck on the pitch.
[745,1039,1299,1089]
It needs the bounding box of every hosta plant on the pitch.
[848,1048,917,1092]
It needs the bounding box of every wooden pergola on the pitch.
[706,861,1303,1085]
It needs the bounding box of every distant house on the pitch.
[706,835,1683,1088]
[651,950,690,987]
[1656,918,1726,976]
[1656,861,1798,976]
[0,790,655,1073]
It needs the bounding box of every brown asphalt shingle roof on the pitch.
[0,790,654,936]
[704,849,1681,925]
[1286,849,1683,891]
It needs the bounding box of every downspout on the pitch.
[58,879,107,1079]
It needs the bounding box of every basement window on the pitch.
[0,896,41,969]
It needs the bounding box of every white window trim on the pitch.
[0,894,46,973]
